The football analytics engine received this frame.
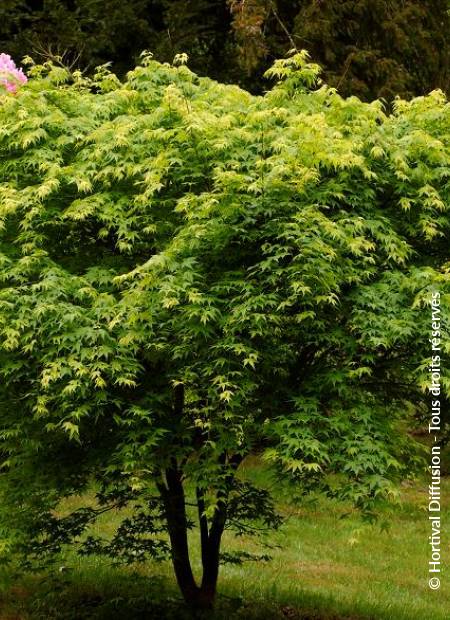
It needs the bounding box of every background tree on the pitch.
[288,0,450,100]
[0,0,232,80]
[0,54,449,610]
[0,1,448,99]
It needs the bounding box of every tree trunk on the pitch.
[159,466,200,606]
[159,386,231,610]
[200,499,227,605]
[159,470,227,611]
[196,487,228,609]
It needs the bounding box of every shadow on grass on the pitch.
[0,568,368,620]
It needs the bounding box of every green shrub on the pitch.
[0,52,448,609]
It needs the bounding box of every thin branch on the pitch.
[268,1,297,52]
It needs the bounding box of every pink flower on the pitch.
[0,53,27,93]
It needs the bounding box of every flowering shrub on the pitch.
[0,53,27,92]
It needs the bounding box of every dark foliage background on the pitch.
[0,0,448,100]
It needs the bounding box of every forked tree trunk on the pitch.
[158,467,227,611]
[160,385,228,610]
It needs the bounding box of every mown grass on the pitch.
[0,458,448,619]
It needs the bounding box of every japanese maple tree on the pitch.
[0,53,448,609]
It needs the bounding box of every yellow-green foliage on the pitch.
[0,52,448,602]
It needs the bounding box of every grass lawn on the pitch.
[0,458,448,619]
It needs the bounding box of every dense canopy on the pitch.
[0,53,449,607]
